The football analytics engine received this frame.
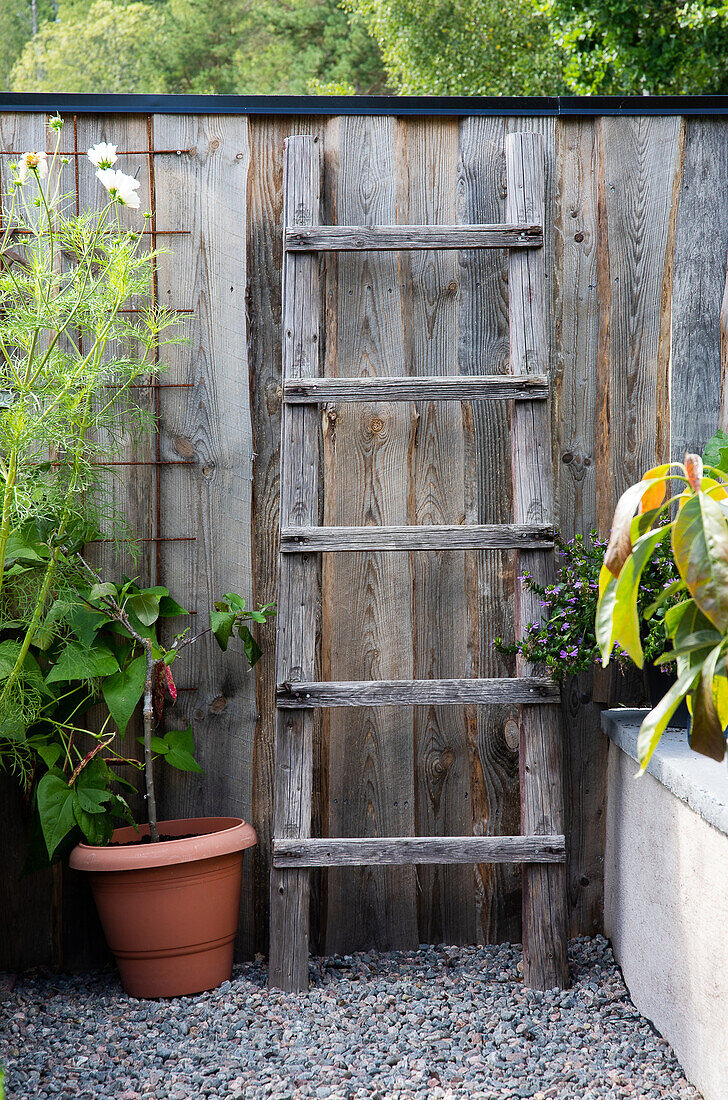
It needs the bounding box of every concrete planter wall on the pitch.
[602,710,728,1100]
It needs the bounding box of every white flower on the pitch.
[17,151,49,183]
[96,168,141,209]
[87,142,118,170]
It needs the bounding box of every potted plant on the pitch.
[65,570,273,999]
[596,449,728,770]
[0,117,275,996]
[495,530,685,713]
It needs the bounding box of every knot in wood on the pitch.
[504,719,520,752]
[369,416,384,435]
[210,695,228,713]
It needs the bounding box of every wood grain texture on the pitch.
[247,116,326,959]
[280,524,554,551]
[458,114,521,944]
[283,374,547,402]
[274,835,566,867]
[268,136,322,992]
[286,223,542,251]
[595,116,683,531]
[277,677,559,707]
[671,119,728,459]
[507,131,569,990]
[555,120,607,938]
[321,115,418,955]
[150,115,257,963]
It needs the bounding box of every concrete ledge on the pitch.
[602,709,728,1100]
[602,708,728,836]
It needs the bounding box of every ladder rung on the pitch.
[280,524,554,552]
[283,374,548,404]
[273,835,566,868]
[277,676,559,708]
[285,223,543,252]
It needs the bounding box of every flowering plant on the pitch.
[495,531,682,678]
[0,114,275,862]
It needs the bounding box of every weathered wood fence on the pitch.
[1,102,725,971]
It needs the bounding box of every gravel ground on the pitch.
[0,936,701,1100]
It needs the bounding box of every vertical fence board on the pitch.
[398,118,476,945]
[595,116,683,530]
[247,117,325,957]
[151,114,256,958]
[322,115,418,954]
[554,119,606,937]
[457,115,521,943]
[671,119,728,460]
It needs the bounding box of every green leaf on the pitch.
[158,594,188,617]
[162,727,204,773]
[690,642,727,762]
[604,478,656,577]
[223,592,246,613]
[595,568,618,664]
[238,623,262,667]
[0,640,23,679]
[672,491,728,632]
[210,609,236,651]
[33,741,63,769]
[102,655,147,735]
[610,526,669,667]
[36,769,77,858]
[637,663,701,773]
[67,603,108,647]
[89,582,118,602]
[136,734,169,754]
[72,802,113,846]
[128,592,160,627]
[74,785,112,814]
[4,529,48,566]
[46,642,120,685]
[702,428,728,475]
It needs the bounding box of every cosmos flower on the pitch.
[87,143,118,170]
[96,167,141,209]
[18,152,49,183]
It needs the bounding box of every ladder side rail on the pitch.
[268,135,321,993]
[506,131,570,990]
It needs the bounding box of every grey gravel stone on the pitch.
[0,937,701,1099]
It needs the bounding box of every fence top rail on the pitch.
[3,92,728,117]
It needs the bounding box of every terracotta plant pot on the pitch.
[69,817,257,999]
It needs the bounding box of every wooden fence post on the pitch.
[506,131,570,989]
[268,136,321,992]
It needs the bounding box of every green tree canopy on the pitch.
[9,0,385,95]
[547,0,728,94]
[344,0,565,95]
[12,0,168,93]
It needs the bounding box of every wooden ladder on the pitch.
[269,132,568,993]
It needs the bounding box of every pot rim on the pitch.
[69,816,257,873]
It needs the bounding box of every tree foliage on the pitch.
[9,0,386,95]
[12,1,168,93]
[547,0,728,95]
[345,0,565,95]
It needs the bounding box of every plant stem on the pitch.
[76,553,160,842]
[0,446,18,606]
[141,639,159,843]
